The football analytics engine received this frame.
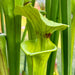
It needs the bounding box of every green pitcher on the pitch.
[14,3,68,75]
[21,38,57,75]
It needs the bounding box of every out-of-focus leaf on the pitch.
[14,4,68,35]
[22,71,26,75]
[72,0,75,14]
[71,0,75,36]
[0,34,6,56]
[39,10,46,15]
[0,34,8,75]
[71,16,75,60]
[24,0,31,3]
[71,0,75,58]
[0,0,24,17]
[0,3,1,12]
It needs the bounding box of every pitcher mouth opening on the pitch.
[21,48,57,56]
[21,40,57,56]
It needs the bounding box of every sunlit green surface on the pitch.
[0,34,8,75]
[21,38,57,75]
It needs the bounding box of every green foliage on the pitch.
[23,0,36,72]
[71,2,75,74]
[15,3,68,75]
[22,71,26,75]
[0,0,24,75]
[0,0,72,75]
[21,38,57,75]
[72,0,75,14]
[21,25,27,42]
[71,0,75,50]
[24,0,31,3]
[46,0,59,75]
[0,4,1,12]
[61,0,71,75]
[0,1,1,12]
[0,34,8,75]
[14,4,68,36]
[21,38,56,56]
[39,10,46,15]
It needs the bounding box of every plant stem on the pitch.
[45,0,51,19]
[5,14,22,75]
[1,7,5,33]
[4,2,24,75]
[5,15,16,75]
[61,0,71,75]
[15,15,21,75]
[22,25,27,71]
[21,25,27,42]
[46,0,59,75]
